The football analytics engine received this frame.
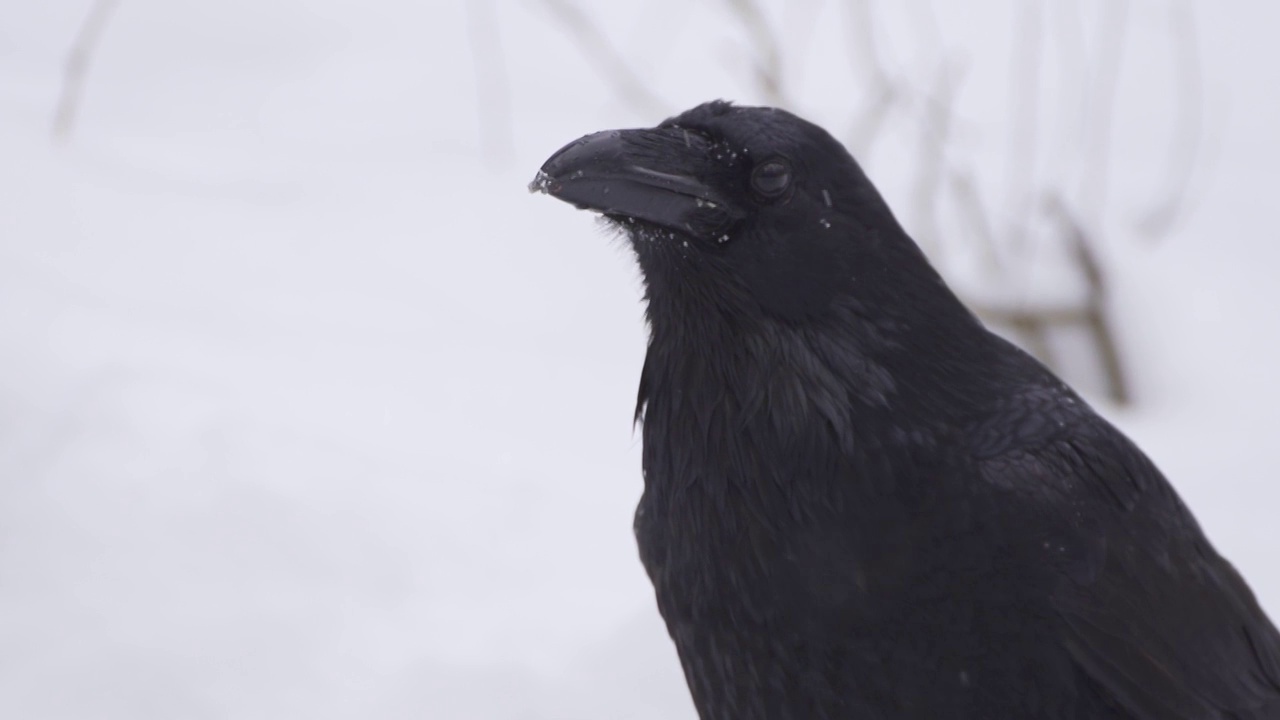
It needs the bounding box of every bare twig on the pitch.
[1002,313,1056,369]
[908,61,964,258]
[52,0,121,143]
[1076,0,1130,231]
[1135,0,1203,238]
[1003,0,1044,250]
[724,0,788,106]
[842,0,898,156]
[466,0,515,166]
[904,0,945,64]
[1045,194,1129,404]
[846,86,896,160]
[844,0,892,88]
[534,0,669,118]
[1034,0,1086,199]
[781,0,824,83]
[948,171,1004,276]
[970,304,1093,328]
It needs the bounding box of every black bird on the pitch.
[531,101,1280,719]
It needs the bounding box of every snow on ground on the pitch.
[0,2,1277,718]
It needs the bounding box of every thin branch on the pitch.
[1045,194,1130,404]
[844,0,893,88]
[993,311,1057,369]
[466,0,515,166]
[724,0,788,106]
[1003,0,1043,250]
[781,0,824,85]
[534,0,669,118]
[842,0,898,155]
[905,0,945,61]
[52,0,121,143]
[1076,0,1130,231]
[846,86,897,159]
[971,304,1093,326]
[948,171,1005,276]
[1040,0,1085,196]
[907,60,963,258]
[1134,0,1202,239]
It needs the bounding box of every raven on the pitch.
[531,101,1280,719]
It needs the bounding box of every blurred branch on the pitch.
[948,170,1004,275]
[724,0,788,106]
[781,0,823,83]
[908,60,964,258]
[466,0,515,166]
[1003,0,1043,249]
[963,194,1131,405]
[52,0,121,143]
[844,0,892,89]
[1134,0,1202,239]
[842,0,898,156]
[1076,0,1130,231]
[1042,0,1085,196]
[1045,194,1129,404]
[904,0,945,64]
[974,305,1057,370]
[534,0,670,118]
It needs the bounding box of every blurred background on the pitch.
[0,1,1276,718]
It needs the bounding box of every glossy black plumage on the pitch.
[532,101,1280,719]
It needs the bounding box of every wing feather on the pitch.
[978,392,1280,719]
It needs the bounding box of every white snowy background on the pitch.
[0,2,1276,718]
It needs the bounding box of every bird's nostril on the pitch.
[527,171,555,195]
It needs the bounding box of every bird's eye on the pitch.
[751,160,792,198]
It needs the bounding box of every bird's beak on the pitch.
[530,128,745,240]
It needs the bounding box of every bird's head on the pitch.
[532,100,950,331]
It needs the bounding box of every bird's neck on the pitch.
[633,296,1012,629]
[640,287,997,419]
[637,289,1007,498]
